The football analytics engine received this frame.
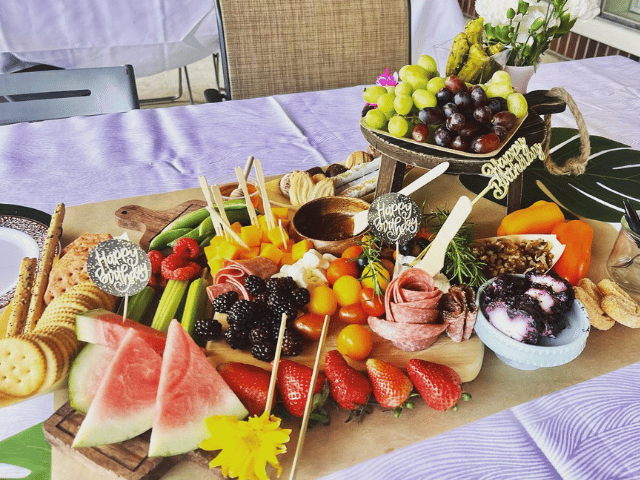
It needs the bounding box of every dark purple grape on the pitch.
[471,133,501,154]
[458,119,481,138]
[469,85,488,108]
[434,126,453,147]
[445,75,467,94]
[445,112,466,132]
[418,107,445,125]
[453,92,471,110]
[450,135,471,152]
[493,111,517,130]
[473,106,493,125]
[487,97,508,114]
[442,102,458,117]
[491,124,509,141]
[411,124,429,142]
[436,88,452,106]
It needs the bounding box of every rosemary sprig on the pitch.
[422,208,487,287]
[356,235,385,298]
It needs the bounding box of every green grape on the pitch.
[507,92,528,118]
[412,89,437,110]
[405,64,429,78]
[490,70,512,85]
[427,76,446,94]
[377,93,396,113]
[417,55,438,75]
[486,82,514,99]
[387,115,410,137]
[385,85,396,94]
[394,94,414,115]
[364,109,388,130]
[405,70,429,90]
[398,65,410,82]
[395,82,413,96]
[363,85,387,104]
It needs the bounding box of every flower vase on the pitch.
[504,65,536,94]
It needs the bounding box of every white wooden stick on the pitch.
[254,158,276,230]
[235,166,259,227]
[264,313,289,416]
[278,219,287,247]
[211,184,232,241]
[288,315,331,480]
[198,176,224,237]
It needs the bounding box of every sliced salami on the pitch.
[206,282,248,302]
[368,316,447,352]
[213,257,278,284]
[384,268,443,323]
[440,285,478,342]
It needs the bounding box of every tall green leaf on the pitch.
[459,128,640,223]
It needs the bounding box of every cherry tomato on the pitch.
[293,313,325,341]
[360,261,390,291]
[337,303,368,325]
[336,324,373,361]
[380,258,395,276]
[332,275,362,306]
[341,245,363,260]
[360,287,385,317]
[307,285,338,317]
[326,258,359,285]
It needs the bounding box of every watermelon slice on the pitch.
[68,343,116,414]
[73,329,163,448]
[148,319,248,457]
[76,308,166,356]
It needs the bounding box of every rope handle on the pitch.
[542,87,591,176]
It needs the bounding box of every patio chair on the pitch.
[213,0,411,100]
[0,65,139,125]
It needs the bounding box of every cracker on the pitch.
[69,282,116,311]
[598,279,637,306]
[574,285,615,331]
[25,203,65,332]
[6,257,37,337]
[25,334,64,391]
[601,295,640,328]
[0,337,46,396]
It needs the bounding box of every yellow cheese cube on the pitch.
[239,246,260,260]
[271,207,289,220]
[291,239,314,261]
[208,257,226,276]
[241,225,263,248]
[279,252,294,267]
[203,244,218,262]
[267,226,289,249]
[260,243,283,265]
[217,241,241,260]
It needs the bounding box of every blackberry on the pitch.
[212,291,239,314]
[227,300,261,328]
[251,341,276,362]
[253,292,269,306]
[281,328,304,357]
[193,318,222,347]
[245,275,267,296]
[249,325,274,345]
[268,291,298,323]
[267,276,297,293]
[225,323,250,350]
[291,287,311,309]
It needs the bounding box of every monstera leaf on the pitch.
[0,423,50,480]
[459,128,640,223]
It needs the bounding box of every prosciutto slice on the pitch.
[208,257,279,301]
[440,285,478,342]
[368,316,447,352]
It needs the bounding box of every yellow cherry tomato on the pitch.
[336,324,373,361]
[332,275,362,307]
[307,285,338,317]
[360,261,390,291]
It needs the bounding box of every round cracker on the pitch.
[25,334,65,389]
[574,286,615,331]
[69,283,116,310]
[0,337,46,396]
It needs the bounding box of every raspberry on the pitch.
[148,250,164,275]
[171,262,202,281]
[161,253,187,280]
[173,237,200,259]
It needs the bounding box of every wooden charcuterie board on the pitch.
[44,402,218,480]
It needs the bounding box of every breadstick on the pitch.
[25,203,65,332]
[6,257,37,337]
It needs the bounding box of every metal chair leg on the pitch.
[183,66,194,105]
[139,67,187,106]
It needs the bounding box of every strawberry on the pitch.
[365,358,413,410]
[406,359,462,411]
[217,362,274,417]
[275,359,326,418]
[324,350,372,411]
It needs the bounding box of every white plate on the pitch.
[0,205,53,309]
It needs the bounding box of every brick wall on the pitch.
[457,0,640,61]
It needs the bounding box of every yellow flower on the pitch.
[200,412,291,480]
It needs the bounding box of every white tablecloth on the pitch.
[0,0,464,77]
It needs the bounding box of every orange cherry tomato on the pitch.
[332,275,362,306]
[326,257,359,285]
[341,245,363,260]
[293,313,325,341]
[336,324,373,361]
[307,285,338,317]
[359,287,385,317]
[337,303,368,325]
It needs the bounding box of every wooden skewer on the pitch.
[198,177,224,237]
[235,166,259,227]
[394,242,401,277]
[253,158,276,230]
[264,312,289,416]
[211,184,232,241]
[278,219,287,248]
[198,176,250,249]
[288,314,331,480]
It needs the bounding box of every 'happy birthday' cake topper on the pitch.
[87,238,151,297]
[478,138,545,201]
[368,192,421,246]
[376,68,398,87]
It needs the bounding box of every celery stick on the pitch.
[181,278,207,337]
[125,286,156,323]
[151,279,188,332]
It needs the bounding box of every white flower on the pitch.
[475,0,520,27]
[513,2,558,43]
[563,0,600,21]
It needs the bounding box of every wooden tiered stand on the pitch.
[363,90,566,213]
